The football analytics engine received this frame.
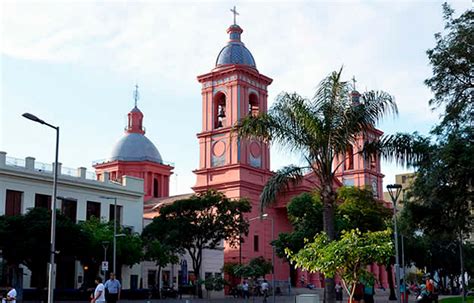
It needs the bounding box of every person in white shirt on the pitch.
[261,280,269,303]
[91,277,106,303]
[242,280,250,300]
[2,286,16,303]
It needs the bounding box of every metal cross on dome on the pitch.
[230,6,239,25]
[133,84,140,107]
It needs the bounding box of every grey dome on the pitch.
[216,43,256,67]
[216,24,256,68]
[108,133,163,163]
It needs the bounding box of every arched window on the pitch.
[214,92,226,129]
[346,145,354,170]
[248,93,259,117]
[153,178,159,198]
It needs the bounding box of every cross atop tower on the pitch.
[351,76,357,90]
[133,84,140,107]
[230,6,239,25]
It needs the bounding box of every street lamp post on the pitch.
[249,214,276,303]
[22,113,59,303]
[102,241,110,278]
[401,191,407,303]
[387,184,402,303]
[100,196,118,274]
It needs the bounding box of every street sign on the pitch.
[101,261,108,271]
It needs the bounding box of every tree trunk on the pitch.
[387,259,397,301]
[322,186,337,303]
[193,258,203,298]
[158,266,162,299]
[196,268,203,298]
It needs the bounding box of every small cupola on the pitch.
[126,85,145,135]
[215,6,256,69]
[350,76,361,105]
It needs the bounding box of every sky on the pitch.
[0,0,471,195]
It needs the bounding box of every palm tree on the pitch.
[236,67,424,303]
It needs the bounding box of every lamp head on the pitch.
[22,113,45,124]
[387,184,402,190]
[386,184,403,204]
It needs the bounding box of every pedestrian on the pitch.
[300,276,306,288]
[242,280,250,300]
[400,279,408,303]
[105,273,121,303]
[363,280,375,303]
[335,282,343,301]
[91,277,106,303]
[261,279,270,303]
[351,282,364,303]
[2,285,16,303]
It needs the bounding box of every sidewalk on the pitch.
[24,287,437,303]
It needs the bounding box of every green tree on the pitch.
[274,188,391,287]
[336,186,391,234]
[233,256,273,282]
[0,208,88,288]
[236,68,421,303]
[142,240,179,297]
[287,229,393,303]
[142,190,251,298]
[424,3,473,132]
[273,192,323,259]
[79,218,143,285]
[395,3,474,295]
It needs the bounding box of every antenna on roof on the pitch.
[133,84,140,107]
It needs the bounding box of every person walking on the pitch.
[351,282,364,303]
[400,279,408,303]
[104,273,121,303]
[242,280,250,300]
[2,285,16,303]
[91,277,106,303]
[363,281,375,303]
[261,280,269,303]
[335,282,343,302]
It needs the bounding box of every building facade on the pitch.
[92,95,225,293]
[0,151,144,290]
[191,19,391,289]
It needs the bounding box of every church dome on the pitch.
[216,24,256,68]
[108,133,163,164]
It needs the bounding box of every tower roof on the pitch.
[216,24,256,68]
[108,132,163,164]
[107,86,164,164]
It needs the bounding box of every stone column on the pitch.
[25,157,35,169]
[0,152,6,167]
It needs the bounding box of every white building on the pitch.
[0,151,144,290]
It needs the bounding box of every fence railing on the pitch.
[5,156,96,180]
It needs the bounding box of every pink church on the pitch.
[95,19,390,289]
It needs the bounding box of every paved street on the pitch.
[23,288,458,303]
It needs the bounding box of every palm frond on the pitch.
[364,133,431,167]
[359,90,398,126]
[234,113,274,142]
[260,165,307,212]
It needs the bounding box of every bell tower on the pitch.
[335,81,385,199]
[193,19,273,196]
